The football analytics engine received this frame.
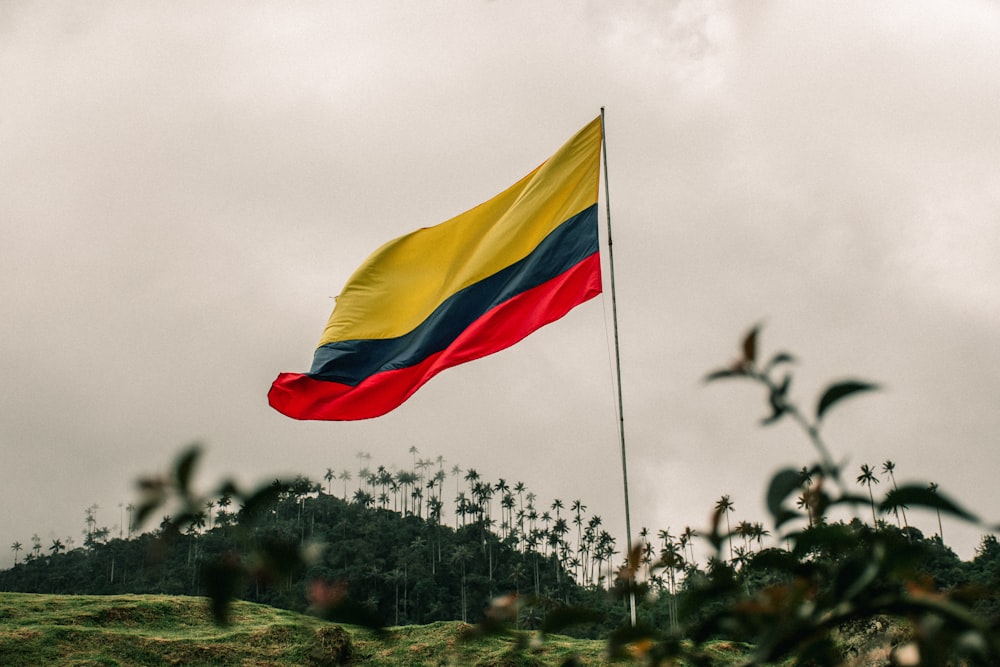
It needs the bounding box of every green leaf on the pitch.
[763,351,796,374]
[827,493,875,509]
[881,485,979,523]
[742,324,760,365]
[173,444,201,495]
[766,468,804,523]
[240,482,288,524]
[761,375,791,426]
[704,367,745,382]
[133,500,161,530]
[815,380,879,422]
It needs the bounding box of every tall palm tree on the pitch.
[929,482,944,541]
[126,503,136,537]
[338,470,352,500]
[798,466,816,527]
[856,463,880,526]
[571,499,586,561]
[715,495,735,562]
[10,541,22,566]
[680,526,697,566]
[551,498,564,520]
[501,492,516,539]
[881,460,909,531]
[49,539,65,556]
[324,468,335,495]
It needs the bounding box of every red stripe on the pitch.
[268,253,602,421]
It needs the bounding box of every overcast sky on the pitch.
[3,1,999,567]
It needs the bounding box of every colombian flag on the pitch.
[269,117,603,420]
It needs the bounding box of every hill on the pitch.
[0,592,636,666]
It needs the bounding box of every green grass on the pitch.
[0,592,624,666]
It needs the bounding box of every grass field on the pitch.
[0,592,636,666]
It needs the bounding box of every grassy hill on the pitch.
[0,592,648,666]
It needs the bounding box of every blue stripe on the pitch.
[308,204,599,386]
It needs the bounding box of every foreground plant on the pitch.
[622,324,1000,666]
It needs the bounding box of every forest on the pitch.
[3,447,999,639]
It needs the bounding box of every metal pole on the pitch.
[600,107,637,627]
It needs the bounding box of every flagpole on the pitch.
[600,108,637,627]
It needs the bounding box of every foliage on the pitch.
[622,324,1000,666]
[1,447,604,635]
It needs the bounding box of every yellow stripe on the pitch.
[318,117,602,346]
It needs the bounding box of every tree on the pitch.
[49,539,65,557]
[881,459,909,531]
[338,470,352,500]
[126,503,136,537]
[714,495,735,562]
[929,482,944,541]
[10,541,22,566]
[856,463,880,526]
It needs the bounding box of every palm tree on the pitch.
[856,463,880,526]
[715,495,735,562]
[680,526,697,565]
[10,541,22,566]
[881,460,909,531]
[551,498,564,520]
[929,482,944,541]
[49,539,65,556]
[324,468,335,494]
[338,470,352,500]
[798,466,816,527]
[451,544,473,622]
[352,488,373,508]
[126,503,137,537]
[501,492,516,539]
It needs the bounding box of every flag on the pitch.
[269,117,603,420]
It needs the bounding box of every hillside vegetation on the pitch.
[0,592,662,666]
[4,327,999,665]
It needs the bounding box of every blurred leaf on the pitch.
[827,493,875,509]
[763,351,796,374]
[815,380,879,422]
[173,444,201,495]
[761,377,791,426]
[240,480,289,524]
[133,500,161,529]
[216,480,240,499]
[742,325,760,365]
[704,367,745,382]
[766,468,804,523]
[202,555,244,626]
[767,468,802,528]
[881,485,979,523]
